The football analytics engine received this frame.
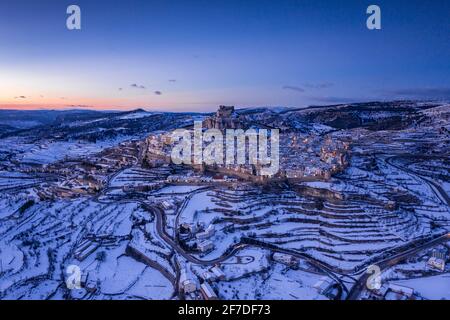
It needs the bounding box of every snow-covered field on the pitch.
[394,275,450,300]
[0,197,176,300]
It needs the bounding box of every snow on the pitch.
[19,140,125,165]
[118,112,159,120]
[0,241,24,277]
[0,102,450,300]
[443,182,450,194]
[153,185,204,195]
[126,267,173,299]
[218,263,326,300]
[394,275,450,300]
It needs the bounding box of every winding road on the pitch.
[94,157,450,300]
[384,155,450,206]
[347,232,450,300]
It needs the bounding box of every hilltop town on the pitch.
[144,105,350,183]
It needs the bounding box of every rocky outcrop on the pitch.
[203,106,245,130]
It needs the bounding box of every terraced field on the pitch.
[0,198,173,300]
[174,185,430,271]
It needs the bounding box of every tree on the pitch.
[96,251,107,262]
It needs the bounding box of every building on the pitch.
[198,240,214,253]
[427,256,446,272]
[210,266,226,281]
[203,106,243,130]
[161,200,174,210]
[370,284,389,299]
[313,277,334,295]
[74,241,99,261]
[85,279,97,293]
[80,273,88,287]
[181,279,197,294]
[272,252,299,268]
[185,292,201,300]
[387,283,414,299]
[179,268,198,294]
[196,224,215,240]
[385,290,408,300]
[76,239,92,253]
[200,282,218,300]
[201,271,214,282]
[432,248,448,260]
[216,105,234,118]
[181,223,198,234]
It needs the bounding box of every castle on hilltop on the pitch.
[203,106,244,130]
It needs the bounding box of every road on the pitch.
[96,160,450,300]
[96,189,450,301]
[151,202,352,299]
[384,155,450,206]
[173,186,211,241]
[95,188,351,297]
[347,232,450,300]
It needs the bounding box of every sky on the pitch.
[0,0,449,111]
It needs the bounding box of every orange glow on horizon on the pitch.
[0,96,167,111]
[0,96,218,112]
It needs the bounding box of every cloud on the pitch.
[118,88,123,91]
[382,87,450,99]
[14,96,27,99]
[131,83,146,89]
[282,85,305,93]
[283,82,334,93]
[168,79,177,83]
[310,96,360,104]
[303,82,334,89]
[154,91,162,95]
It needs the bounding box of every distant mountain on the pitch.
[1,101,447,141]
[0,124,18,135]
[0,108,205,142]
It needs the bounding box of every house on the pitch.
[370,284,389,298]
[74,242,99,261]
[387,283,414,299]
[432,248,448,260]
[80,273,88,287]
[181,223,198,234]
[313,277,334,295]
[182,279,197,294]
[179,268,198,294]
[200,282,218,300]
[196,224,215,240]
[385,290,408,300]
[185,292,201,300]
[427,256,446,272]
[85,279,97,293]
[76,239,92,253]
[272,252,299,268]
[210,266,226,281]
[198,240,214,253]
[161,200,173,210]
[201,271,214,282]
